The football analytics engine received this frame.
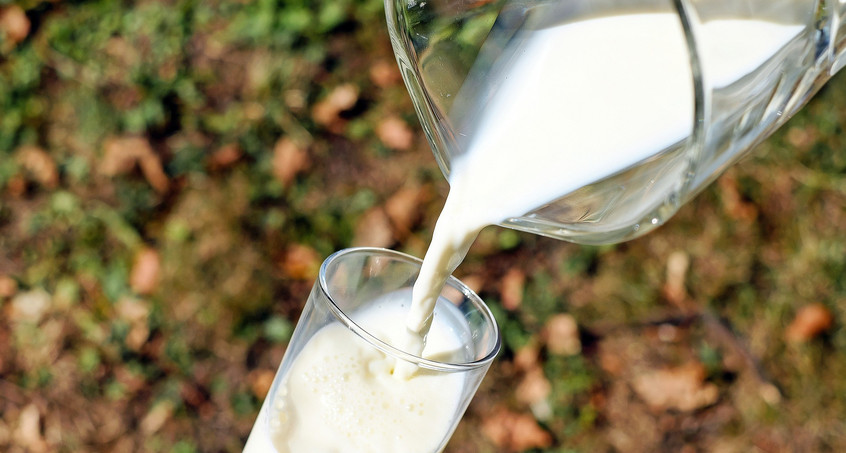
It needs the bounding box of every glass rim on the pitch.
[318,247,502,372]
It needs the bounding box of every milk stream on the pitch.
[402,13,802,368]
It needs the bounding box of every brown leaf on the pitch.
[376,116,414,150]
[662,250,689,307]
[130,247,160,295]
[208,143,242,170]
[101,137,141,175]
[384,185,426,236]
[785,126,817,151]
[6,174,27,197]
[718,173,757,222]
[513,342,540,371]
[481,408,553,452]
[458,274,484,295]
[126,325,150,352]
[140,401,174,435]
[544,313,581,356]
[272,138,309,187]
[281,244,321,280]
[598,346,624,376]
[116,297,149,323]
[369,60,401,87]
[515,366,551,406]
[500,268,525,310]
[0,275,18,298]
[138,154,169,194]
[100,136,169,193]
[785,303,834,343]
[325,84,359,111]
[353,207,394,248]
[248,369,276,400]
[116,297,150,351]
[0,5,30,47]
[9,288,51,324]
[312,84,359,131]
[17,145,58,189]
[14,404,47,453]
[180,381,207,409]
[632,362,719,412]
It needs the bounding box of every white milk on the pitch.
[244,293,469,453]
[404,14,803,352]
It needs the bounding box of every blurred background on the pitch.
[0,1,844,452]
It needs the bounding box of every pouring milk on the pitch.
[246,12,802,452]
[401,13,802,370]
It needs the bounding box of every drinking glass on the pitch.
[386,0,846,245]
[243,247,501,453]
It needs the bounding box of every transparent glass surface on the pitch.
[386,0,844,244]
[243,248,501,453]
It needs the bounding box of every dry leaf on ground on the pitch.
[272,138,309,187]
[544,313,581,356]
[17,145,58,189]
[481,408,553,452]
[116,297,150,351]
[208,143,242,170]
[598,346,624,376]
[281,244,321,280]
[369,60,401,87]
[180,381,207,409]
[513,342,540,371]
[500,268,525,310]
[140,401,174,435]
[385,185,426,236]
[785,126,817,151]
[718,173,758,222]
[0,275,18,298]
[312,84,359,132]
[632,362,719,412]
[14,404,47,453]
[130,248,160,295]
[353,207,394,248]
[663,250,689,306]
[785,303,834,343]
[458,274,484,295]
[248,369,275,400]
[515,366,551,407]
[100,136,169,193]
[0,5,30,47]
[9,288,51,323]
[376,116,414,150]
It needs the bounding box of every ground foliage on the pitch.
[0,1,845,452]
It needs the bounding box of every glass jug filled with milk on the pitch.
[385,0,846,245]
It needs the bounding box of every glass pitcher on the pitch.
[385,0,846,245]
